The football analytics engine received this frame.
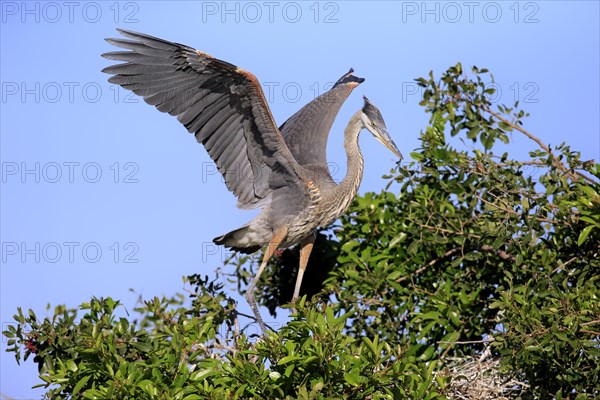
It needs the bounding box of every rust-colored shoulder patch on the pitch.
[196,49,241,73]
[195,49,215,59]
[236,66,260,87]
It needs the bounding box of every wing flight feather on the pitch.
[102,29,304,209]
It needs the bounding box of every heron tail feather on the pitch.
[213,227,262,254]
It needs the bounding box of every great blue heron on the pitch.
[102,29,402,332]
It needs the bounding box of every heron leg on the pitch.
[292,235,316,311]
[246,226,288,334]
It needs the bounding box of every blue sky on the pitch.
[1,1,599,397]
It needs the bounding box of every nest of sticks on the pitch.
[439,347,529,399]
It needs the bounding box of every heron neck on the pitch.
[335,111,364,209]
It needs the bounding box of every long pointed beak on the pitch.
[375,129,403,160]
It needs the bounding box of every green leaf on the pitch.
[387,270,403,281]
[410,152,424,161]
[389,233,407,248]
[65,359,78,372]
[72,375,91,396]
[277,356,303,365]
[439,331,461,349]
[344,368,364,386]
[577,225,594,246]
[407,240,420,255]
[362,336,380,358]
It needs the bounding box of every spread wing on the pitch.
[280,69,364,168]
[102,29,304,210]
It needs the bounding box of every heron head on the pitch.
[360,96,403,159]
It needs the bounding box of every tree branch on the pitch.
[481,105,597,185]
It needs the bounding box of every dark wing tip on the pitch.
[332,68,365,88]
[114,28,155,41]
[103,29,147,44]
[104,29,191,54]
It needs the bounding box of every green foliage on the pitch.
[3,277,235,399]
[3,282,442,399]
[4,65,599,398]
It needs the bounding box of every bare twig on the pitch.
[476,195,518,216]
[211,342,238,353]
[394,248,463,285]
[477,244,517,264]
[579,329,600,336]
[417,223,482,239]
[439,338,494,345]
[581,319,600,327]
[481,105,597,185]
[552,257,578,274]
[396,265,428,283]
